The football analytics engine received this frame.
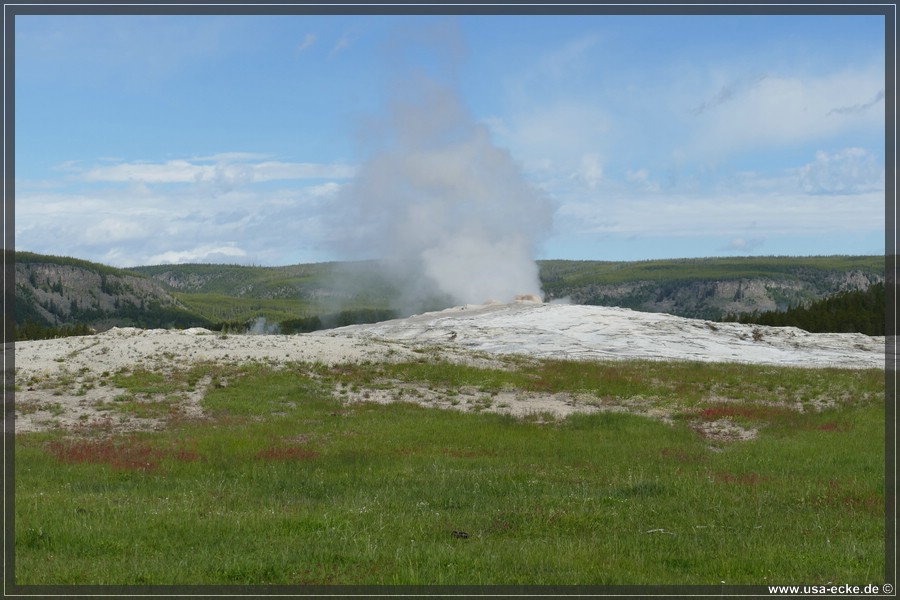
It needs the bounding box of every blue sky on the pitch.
[14,11,886,267]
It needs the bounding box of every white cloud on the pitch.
[330,34,351,57]
[689,73,767,116]
[680,67,884,161]
[487,101,612,195]
[828,89,884,116]
[16,193,115,218]
[76,158,355,184]
[555,188,883,240]
[296,33,317,54]
[493,60,885,216]
[253,161,356,181]
[497,101,611,161]
[52,160,83,173]
[796,147,884,195]
[577,154,604,189]
[80,160,204,183]
[147,244,249,265]
[625,168,660,193]
[191,152,270,162]
[720,236,766,253]
[16,157,352,267]
[84,218,147,243]
[533,34,601,80]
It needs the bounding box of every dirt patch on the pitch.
[15,371,214,436]
[334,380,690,431]
[335,381,608,420]
[696,404,795,422]
[691,418,758,442]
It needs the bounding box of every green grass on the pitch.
[15,359,885,586]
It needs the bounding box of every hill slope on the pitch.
[135,255,884,322]
[14,252,212,334]
[12,253,885,335]
[540,256,883,319]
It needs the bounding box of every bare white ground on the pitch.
[333,302,885,369]
[12,302,885,435]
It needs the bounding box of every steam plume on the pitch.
[336,69,554,309]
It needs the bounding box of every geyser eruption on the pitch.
[338,69,554,309]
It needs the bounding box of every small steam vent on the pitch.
[515,294,543,304]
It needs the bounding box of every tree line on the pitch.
[721,282,885,336]
[16,321,94,341]
[280,308,399,334]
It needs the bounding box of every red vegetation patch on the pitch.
[816,480,882,515]
[840,493,882,514]
[47,438,203,471]
[713,471,770,486]
[697,405,793,422]
[443,447,498,459]
[255,446,320,461]
[48,439,164,471]
[173,447,201,462]
[393,446,425,457]
[660,447,706,463]
[816,421,852,432]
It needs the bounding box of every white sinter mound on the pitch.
[328,302,885,370]
[15,302,884,381]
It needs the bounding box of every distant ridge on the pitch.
[14,252,213,336]
[539,255,883,319]
[12,252,884,337]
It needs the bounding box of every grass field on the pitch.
[14,358,885,586]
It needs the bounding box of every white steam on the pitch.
[338,72,554,308]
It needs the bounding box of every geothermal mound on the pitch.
[329,301,884,369]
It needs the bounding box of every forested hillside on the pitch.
[128,261,404,323]
[14,252,213,339]
[540,256,883,320]
[13,252,886,339]
[722,282,885,335]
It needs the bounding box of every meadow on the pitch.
[15,357,885,587]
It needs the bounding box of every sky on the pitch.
[12,10,888,268]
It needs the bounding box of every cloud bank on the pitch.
[797,147,884,195]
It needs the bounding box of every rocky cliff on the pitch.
[14,253,203,331]
[542,265,883,320]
